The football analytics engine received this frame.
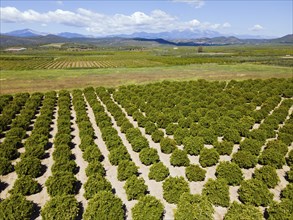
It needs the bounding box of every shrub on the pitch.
[213,141,234,155]
[139,148,159,166]
[223,128,241,144]
[0,143,20,160]
[52,144,72,161]
[22,144,45,159]
[258,149,285,169]
[117,160,138,181]
[174,193,214,220]
[10,176,41,196]
[281,183,293,200]
[170,149,190,167]
[224,202,263,220]
[144,121,157,135]
[108,146,131,165]
[0,157,13,175]
[239,138,263,156]
[266,140,288,155]
[132,195,164,220]
[131,137,149,152]
[287,150,293,166]
[287,168,293,182]
[238,179,273,206]
[84,174,112,199]
[148,162,169,181]
[163,176,189,204]
[185,164,206,182]
[83,145,103,162]
[253,165,279,188]
[202,178,230,207]
[15,156,42,178]
[199,148,219,167]
[183,136,204,156]
[85,161,106,177]
[198,128,217,144]
[216,162,243,186]
[83,191,124,220]
[51,160,77,174]
[160,137,176,154]
[0,194,34,220]
[45,172,77,196]
[266,199,293,220]
[174,128,190,145]
[232,151,257,169]
[165,123,178,135]
[41,195,79,220]
[151,129,164,143]
[249,129,267,141]
[124,175,148,200]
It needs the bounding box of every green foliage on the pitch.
[253,165,279,188]
[82,145,103,162]
[51,160,77,174]
[163,176,189,204]
[0,194,34,220]
[183,136,204,156]
[124,175,148,200]
[131,136,149,152]
[170,149,190,167]
[144,121,157,135]
[202,178,230,207]
[85,161,106,177]
[22,143,45,159]
[175,193,214,220]
[216,162,243,186]
[84,174,112,199]
[83,191,124,220]
[287,167,293,182]
[15,156,42,178]
[148,162,169,182]
[10,175,41,195]
[238,179,273,206]
[232,150,257,168]
[41,195,79,220]
[0,157,13,175]
[108,146,131,165]
[45,172,77,196]
[139,148,160,166]
[160,137,176,154]
[224,202,263,220]
[213,141,234,155]
[258,149,286,169]
[223,128,241,144]
[239,138,263,156]
[185,164,206,182]
[281,183,293,200]
[151,129,164,143]
[266,140,288,155]
[287,150,293,166]
[132,195,164,220]
[199,148,219,167]
[52,144,72,161]
[267,199,293,220]
[117,160,138,181]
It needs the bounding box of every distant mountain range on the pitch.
[3,28,280,40]
[1,29,292,48]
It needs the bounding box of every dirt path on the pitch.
[70,97,89,210]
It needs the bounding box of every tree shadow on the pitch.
[30,203,41,220]
[76,202,84,220]
[0,181,9,193]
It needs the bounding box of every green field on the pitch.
[0,45,292,94]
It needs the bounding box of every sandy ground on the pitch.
[70,98,89,210]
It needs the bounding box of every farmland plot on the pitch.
[0,78,293,220]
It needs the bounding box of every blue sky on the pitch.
[0,0,292,37]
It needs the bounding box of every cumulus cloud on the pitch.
[250,24,264,31]
[0,6,230,35]
[173,0,205,8]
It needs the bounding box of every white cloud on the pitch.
[41,23,47,27]
[0,6,230,35]
[222,22,231,28]
[56,1,63,5]
[173,0,205,8]
[250,24,264,31]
